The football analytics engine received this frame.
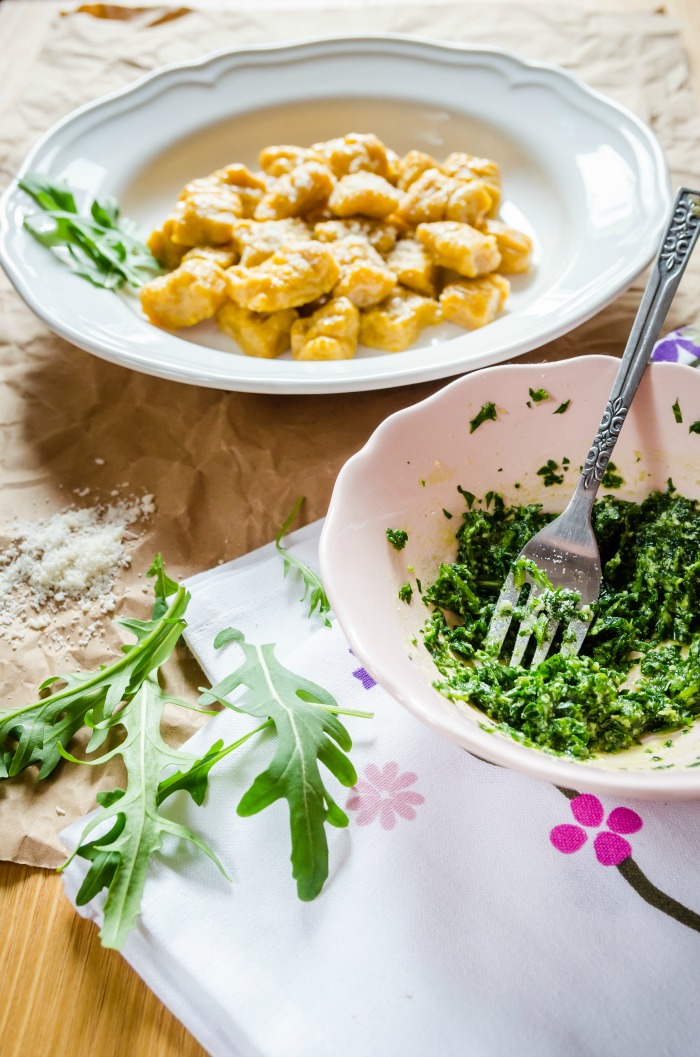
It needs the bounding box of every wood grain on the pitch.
[0,1,699,1055]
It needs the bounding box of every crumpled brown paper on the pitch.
[1,0,699,868]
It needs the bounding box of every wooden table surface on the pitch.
[1,1,699,1055]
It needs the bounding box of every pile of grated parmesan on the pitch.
[0,493,155,650]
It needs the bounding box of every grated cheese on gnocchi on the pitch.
[141,132,533,359]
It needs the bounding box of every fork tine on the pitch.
[509,583,544,667]
[529,618,559,668]
[484,571,520,658]
[560,616,590,659]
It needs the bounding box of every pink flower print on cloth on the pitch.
[550,793,643,866]
[347,762,425,830]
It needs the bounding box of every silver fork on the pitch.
[486,187,700,668]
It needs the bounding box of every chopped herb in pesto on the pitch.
[416,578,422,593]
[690,421,700,435]
[601,461,624,489]
[528,388,549,403]
[457,486,476,509]
[422,487,700,759]
[469,402,497,433]
[672,399,683,424]
[386,528,408,550]
[398,583,413,604]
[443,508,453,519]
[553,400,571,415]
[536,460,564,486]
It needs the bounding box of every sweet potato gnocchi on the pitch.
[141,132,533,359]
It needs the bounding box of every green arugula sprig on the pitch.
[276,496,331,626]
[0,556,187,779]
[19,173,160,290]
[61,676,229,950]
[2,552,371,947]
[202,628,371,900]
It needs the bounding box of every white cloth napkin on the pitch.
[62,522,700,1057]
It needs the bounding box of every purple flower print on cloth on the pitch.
[550,793,643,866]
[347,762,425,829]
[348,648,377,690]
[652,325,700,366]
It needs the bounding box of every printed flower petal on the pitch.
[606,807,643,835]
[570,793,604,828]
[391,771,418,792]
[346,795,362,811]
[393,790,425,807]
[550,824,587,854]
[364,763,383,787]
[379,761,400,791]
[380,802,397,830]
[392,801,417,821]
[594,830,632,866]
[356,799,382,826]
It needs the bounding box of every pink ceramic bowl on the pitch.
[320,355,700,799]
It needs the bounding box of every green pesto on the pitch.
[601,461,624,489]
[690,421,700,435]
[528,388,549,403]
[672,399,683,424]
[398,583,413,604]
[469,402,497,433]
[422,487,700,759]
[386,528,408,550]
[536,460,564,487]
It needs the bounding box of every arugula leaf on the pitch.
[469,402,497,433]
[62,676,228,950]
[20,173,160,291]
[202,629,367,900]
[0,554,187,779]
[275,496,331,627]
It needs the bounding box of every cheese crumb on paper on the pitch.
[0,494,155,649]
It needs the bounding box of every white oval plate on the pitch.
[0,36,670,394]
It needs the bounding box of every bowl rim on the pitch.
[0,34,671,394]
[320,354,700,799]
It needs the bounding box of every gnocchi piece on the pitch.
[313,217,399,254]
[385,238,439,297]
[231,218,312,267]
[216,301,298,358]
[147,228,186,271]
[291,296,360,360]
[140,258,227,329]
[442,152,501,213]
[396,150,439,190]
[328,172,401,219]
[217,164,269,217]
[254,160,335,220]
[224,242,340,312]
[359,286,442,352]
[479,219,533,273]
[259,145,323,177]
[312,133,393,180]
[182,245,239,268]
[164,187,244,247]
[440,274,510,329]
[416,221,501,278]
[331,237,397,308]
[395,168,491,227]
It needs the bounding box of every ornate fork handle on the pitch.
[578,187,700,495]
